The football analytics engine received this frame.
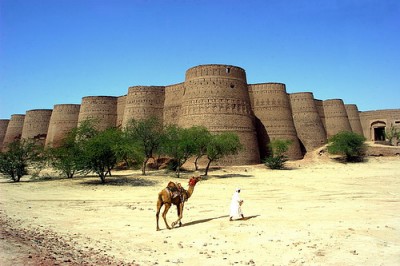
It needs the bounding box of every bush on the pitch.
[327,131,366,162]
[264,139,292,169]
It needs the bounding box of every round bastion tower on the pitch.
[323,99,352,138]
[289,92,327,153]
[122,86,165,128]
[21,109,53,146]
[345,104,364,135]
[248,83,303,160]
[78,96,118,131]
[180,64,260,165]
[2,114,25,151]
[46,104,80,147]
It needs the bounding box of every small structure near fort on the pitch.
[2,64,399,163]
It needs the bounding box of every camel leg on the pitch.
[162,203,172,230]
[156,200,163,231]
[171,203,184,227]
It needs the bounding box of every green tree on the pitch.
[0,140,42,182]
[327,131,366,162]
[81,127,120,183]
[124,117,163,175]
[264,139,292,169]
[188,126,212,171]
[161,125,197,177]
[385,126,400,146]
[204,132,242,176]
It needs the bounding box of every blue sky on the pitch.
[1,0,399,119]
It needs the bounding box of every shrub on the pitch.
[264,139,292,169]
[327,131,366,162]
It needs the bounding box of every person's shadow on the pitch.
[181,215,259,227]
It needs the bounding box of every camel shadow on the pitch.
[181,215,229,227]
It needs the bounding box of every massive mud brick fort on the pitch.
[1,64,399,165]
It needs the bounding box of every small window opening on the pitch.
[230,84,235,89]
[226,67,231,74]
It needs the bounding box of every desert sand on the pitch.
[1,152,399,266]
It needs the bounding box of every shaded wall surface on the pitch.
[164,83,184,126]
[116,95,126,128]
[0,119,10,150]
[180,64,260,165]
[249,83,302,160]
[289,92,327,152]
[46,104,80,147]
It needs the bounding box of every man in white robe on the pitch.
[229,188,244,221]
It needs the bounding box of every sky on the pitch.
[0,0,399,119]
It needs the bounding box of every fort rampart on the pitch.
[2,64,399,164]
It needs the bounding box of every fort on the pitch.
[1,64,399,163]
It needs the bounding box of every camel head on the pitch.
[188,176,201,187]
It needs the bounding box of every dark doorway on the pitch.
[374,127,385,141]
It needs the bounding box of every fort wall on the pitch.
[116,95,126,128]
[21,109,52,146]
[164,83,184,126]
[2,64,399,164]
[345,104,364,135]
[0,119,10,150]
[181,64,260,165]
[78,96,118,131]
[46,104,80,147]
[289,92,327,152]
[248,83,302,160]
[2,114,25,150]
[323,99,352,138]
[121,86,165,128]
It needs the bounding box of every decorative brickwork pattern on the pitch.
[289,92,327,152]
[46,104,80,147]
[78,96,118,131]
[122,86,165,128]
[181,65,260,165]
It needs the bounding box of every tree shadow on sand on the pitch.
[210,173,253,178]
[79,176,158,187]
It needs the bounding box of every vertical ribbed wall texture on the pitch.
[46,104,80,147]
[116,95,126,128]
[345,104,364,135]
[2,114,25,150]
[323,99,352,138]
[78,96,118,131]
[180,64,260,165]
[21,109,52,145]
[289,92,327,152]
[164,83,184,126]
[248,83,302,160]
[122,86,165,128]
[0,119,10,150]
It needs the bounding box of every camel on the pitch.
[156,176,201,231]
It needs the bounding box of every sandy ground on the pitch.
[0,153,399,266]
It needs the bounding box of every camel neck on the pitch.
[187,185,195,199]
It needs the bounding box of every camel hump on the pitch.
[167,181,177,189]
